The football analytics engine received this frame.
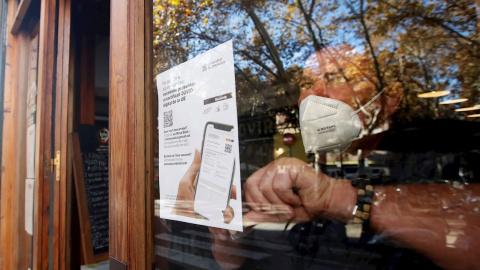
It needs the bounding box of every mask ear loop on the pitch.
[351,87,386,116]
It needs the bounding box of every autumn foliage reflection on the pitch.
[153,0,479,123]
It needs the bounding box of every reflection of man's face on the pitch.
[299,69,380,133]
[297,48,403,156]
[298,49,395,134]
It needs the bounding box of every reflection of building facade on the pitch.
[238,114,276,177]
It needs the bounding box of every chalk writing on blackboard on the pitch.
[77,125,109,255]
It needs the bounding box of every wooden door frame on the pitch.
[0,1,27,269]
[109,0,154,269]
[53,0,73,269]
[0,0,60,269]
[34,0,59,269]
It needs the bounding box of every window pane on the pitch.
[152,1,480,269]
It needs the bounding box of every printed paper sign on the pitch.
[25,179,34,235]
[26,124,36,179]
[156,40,242,231]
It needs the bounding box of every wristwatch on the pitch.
[346,177,373,242]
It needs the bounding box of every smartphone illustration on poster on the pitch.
[194,122,235,220]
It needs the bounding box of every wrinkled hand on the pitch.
[243,157,353,224]
[171,149,201,218]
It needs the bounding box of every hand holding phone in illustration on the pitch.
[171,149,202,218]
[194,122,236,221]
[171,148,236,223]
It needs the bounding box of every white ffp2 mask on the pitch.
[299,95,361,154]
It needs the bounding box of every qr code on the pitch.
[224,144,232,154]
[164,110,173,128]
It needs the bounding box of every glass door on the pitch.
[149,1,480,270]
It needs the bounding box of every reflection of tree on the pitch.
[380,0,478,120]
[153,0,479,123]
[327,0,479,121]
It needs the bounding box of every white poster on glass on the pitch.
[156,40,242,231]
[26,124,36,179]
[25,179,34,235]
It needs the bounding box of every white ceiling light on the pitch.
[455,105,480,112]
[439,98,468,105]
[417,91,451,98]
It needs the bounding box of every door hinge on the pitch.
[52,150,60,181]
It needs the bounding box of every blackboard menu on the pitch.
[77,125,109,255]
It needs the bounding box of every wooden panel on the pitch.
[13,32,38,270]
[1,0,58,269]
[9,29,29,270]
[66,36,76,270]
[33,0,58,269]
[54,0,72,269]
[71,132,95,264]
[131,0,147,268]
[0,2,40,269]
[110,0,129,262]
[11,0,33,34]
[144,0,155,268]
[109,0,148,269]
[0,0,21,269]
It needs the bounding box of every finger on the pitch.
[244,166,271,212]
[292,207,314,223]
[230,185,237,200]
[272,175,301,206]
[259,163,298,209]
[243,204,295,225]
[223,206,234,224]
[271,163,302,207]
[182,149,201,184]
[270,203,295,222]
[243,210,286,226]
[242,210,263,227]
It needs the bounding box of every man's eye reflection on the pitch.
[300,81,314,91]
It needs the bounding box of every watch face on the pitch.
[97,128,109,144]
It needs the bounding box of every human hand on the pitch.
[208,184,246,269]
[243,157,356,224]
[171,149,201,218]
[208,185,237,240]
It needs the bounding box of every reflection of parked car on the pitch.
[364,167,390,183]
[327,167,358,180]
[344,167,359,179]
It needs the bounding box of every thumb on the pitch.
[183,149,201,184]
[243,205,295,225]
[242,210,265,228]
[230,185,237,200]
[223,206,234,224]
